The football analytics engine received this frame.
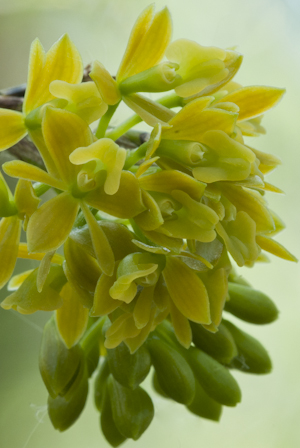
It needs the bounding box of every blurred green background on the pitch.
[0,0,300,447]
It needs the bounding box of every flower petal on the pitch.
[169,300,192,348]
[123,93,174,127]
[27,192,80,253]
[3,160,66,190]
[256,235,297,262]
[162,98,237,141]
[0,216,21,289]
[133,285,155,329]
[81,202,115,276]
[0,109,27,151]
[217,86,285,122]
[90,61,121,105]
[42,108,94,185]
[117,5,172,82]
[56,282,89,348]
[163,256,211,324]
[91,271,122,316]
[24,34,83,114]
[85,171,145,219]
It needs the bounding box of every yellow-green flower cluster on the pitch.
[0,4,296,445]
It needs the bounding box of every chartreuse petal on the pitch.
[0,173,17,217]
[55,282,89,348]
[50,79,108,124]
[163,256,211,324]
[256,235,297,262]
[123,93,174,126]
[17,243,64,264]
[166,39,227,97]
[220,183,274,233]
[90,61,121,105]
[217,86,285,122]
[0,216,21,289]
[134,190,164,231]
[199,50,243,97]
[85,171,145,219]
[91,271,122,316]
[3,160,66,191]
[105,313,141,349]
[117,5,172,82]
[7,269,34,291]
[162,97,237,141]
[193,130,255,183]
[80,202,115,276]
[201,268,227,332]
[1,266,64,314]
[70,139,126,195]
[42,108,94,186]
[37,251,56,292]
[63,238,100,308]
[23,34,83,115]
[248,146,281,174]
[139,169,206,201]
[109,253,160,303]
[27,192,80,253]
[133,285,155,329]
[0,109,27,151]
[169,300,192,348]
[216,211,260,267]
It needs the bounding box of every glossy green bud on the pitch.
[94,358,110,412]
[100,387,127,447]
[223,320,272,374]
[39,318,84,398]
[107,342,151,389]
[147,337,195,405]
[186,346,241,407]
[48,363,88,431]
[226,282,279,324]
[107,375,154,440]
[152,371,169,399]
[191,321,238,365]
[187,379,222,422]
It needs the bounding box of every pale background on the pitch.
[0,0,300,447]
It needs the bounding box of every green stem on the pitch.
[32,182,51,197]
[123,142,148,170]
[106,114,142,141]
[105,93,182,142]
[80,316,107,353]
[96,102,120,139]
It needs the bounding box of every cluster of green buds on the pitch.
[0,4,297,445]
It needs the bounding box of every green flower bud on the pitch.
[187,378,222,422]
[226,282,279,324]
[156,139,204,167]
[223,320,272,374]
[48,363,88,431]
[147,337,195,405]
[107,375,154,440]
[191,322,238,365]
[186,346,241,407]
[107,342,151,389]
[94,358,110,412]
[100,386,127,447]
[39,317,85,398]
[152,371,169,399]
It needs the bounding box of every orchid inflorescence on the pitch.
[0,4,297,445]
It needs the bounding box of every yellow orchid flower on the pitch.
[0,35,83,154]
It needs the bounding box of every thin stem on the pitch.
[32,182,51,197]
[123,142,148,170]
[106,114,142,141]
[95,102,120,139]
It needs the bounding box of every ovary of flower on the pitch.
[69,138,126,195]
